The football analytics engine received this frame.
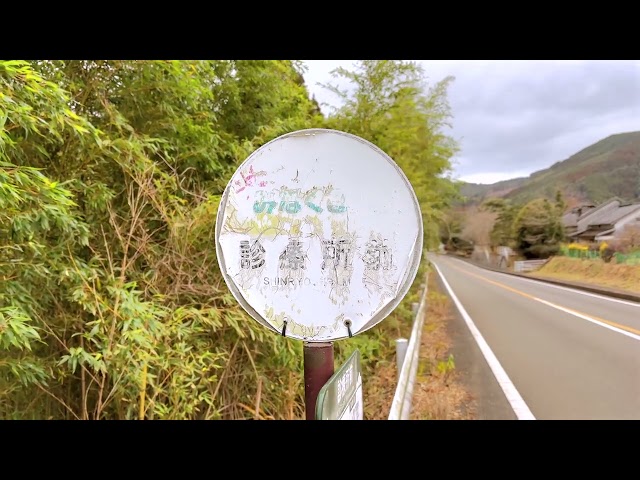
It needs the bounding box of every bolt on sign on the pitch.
[215,129,423,342]
[316,350,363,420]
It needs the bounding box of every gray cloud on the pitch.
[302,60,640,184]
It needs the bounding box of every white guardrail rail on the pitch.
[388,272,429,420]
[513,259,549,273]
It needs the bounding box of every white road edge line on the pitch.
[534,298,640,341]
[431,262,536,421]
[444,256,640,342]
[458,257,640,309]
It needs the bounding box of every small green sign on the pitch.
[316,350,363,420]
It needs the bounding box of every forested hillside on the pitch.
[459,131,640,206]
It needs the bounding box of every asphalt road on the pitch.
[428,253,640,420]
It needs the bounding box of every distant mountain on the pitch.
[459,177,527,204]
[458,131,640,206]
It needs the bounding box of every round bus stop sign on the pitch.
[215,129,423,342]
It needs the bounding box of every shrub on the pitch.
[599,242,616,263]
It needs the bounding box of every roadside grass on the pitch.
[531,257,640,294]
[360,358,398,419]
[409,272,476,420]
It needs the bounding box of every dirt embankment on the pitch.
[531,257,640,295]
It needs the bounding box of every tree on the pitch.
[460,205,497,246]
[554,189,567,215]
[512,198,565,258]
[439,209,465,248]
[480,198,519,247]
[319,60,459,248]
[550,190,568,243]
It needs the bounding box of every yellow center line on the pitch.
[441,258,640,337]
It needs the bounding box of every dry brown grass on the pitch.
[362,361,398,420]
[359,270,475,420]
[410,274,476,420]
[531,257,640,294]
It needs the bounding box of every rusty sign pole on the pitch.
[303,342,334,420]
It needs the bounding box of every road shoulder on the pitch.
[431,260,518,420]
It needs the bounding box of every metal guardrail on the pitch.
[388,273,429,420]
[513,259,549,273]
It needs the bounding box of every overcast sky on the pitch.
[301,60,640,184]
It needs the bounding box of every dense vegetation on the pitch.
[442,192,567,259]
[0,60,459,419]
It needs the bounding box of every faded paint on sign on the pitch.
[216,129,423,342]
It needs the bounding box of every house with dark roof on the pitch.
[562,198,640,243]
[562,203,596,237]
[593,203,640,242]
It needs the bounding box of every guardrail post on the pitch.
[396,302,420,379]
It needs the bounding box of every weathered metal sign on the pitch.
[215,129,423,342]
[316,350,363,420]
